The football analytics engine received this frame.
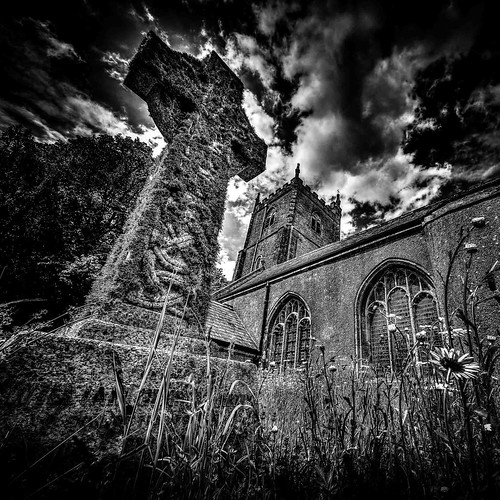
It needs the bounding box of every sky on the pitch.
[0,0,498,279]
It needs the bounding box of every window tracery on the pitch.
[361,265,440,373]
[267,296,311,368]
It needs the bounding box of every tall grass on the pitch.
[111,250,500,499]
[113,334,499,499]
[5,243,499,499]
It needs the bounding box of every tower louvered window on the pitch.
[311,213,321,234]
[362,266,440,373]
[263,209,275,230]
[268,296,311,368]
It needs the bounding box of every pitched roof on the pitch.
[206,301,258,351]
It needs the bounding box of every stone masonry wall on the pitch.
[423,184,500,339]
[292,186,339,254]
[228,231,431,365]
[240,189,295,275]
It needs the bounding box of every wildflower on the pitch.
[415,330,427,343]
[271,425,278,433]
[484,423,493,432]
[387,324,397,333]
[429,347,480,381]
[451,328,466,339]
[465,242,478,253]
[434,382,454,391]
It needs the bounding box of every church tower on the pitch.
[232,164,341,280]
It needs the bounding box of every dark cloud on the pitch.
[347,198,388,232]
[0,18,86,139]
[0,5,161,141]
[0,0,497,274]
[276,0,486,171]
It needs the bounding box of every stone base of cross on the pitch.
[82,32,266,338]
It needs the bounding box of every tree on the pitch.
[210,265,228,292]
[0,128,153,331]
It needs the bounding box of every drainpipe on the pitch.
[259,281,271,360]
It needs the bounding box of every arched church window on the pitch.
[311,213,321,235]
[263,209,275,230]
[267,295,311,369]
[360,265,440,374]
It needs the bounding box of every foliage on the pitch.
[0,127,153,331]
[210,265,228,293]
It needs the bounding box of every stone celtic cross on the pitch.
[89,31,266,330]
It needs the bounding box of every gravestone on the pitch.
[81,31,267,337]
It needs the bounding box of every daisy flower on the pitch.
[429,347,480,381]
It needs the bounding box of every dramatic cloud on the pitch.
[101,51,129,82]
[242,90,275,145]
[1,1,497,278]
[0,15,164,155]
[36,20,82,61]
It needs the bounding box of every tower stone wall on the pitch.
[233,166,341,280]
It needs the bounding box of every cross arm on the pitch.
[125,31,267,182]
[124,32,204,140]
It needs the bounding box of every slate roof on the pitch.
[205,301,258,351]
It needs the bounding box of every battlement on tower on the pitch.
[257,172,340,214]
[232,165,342,280]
